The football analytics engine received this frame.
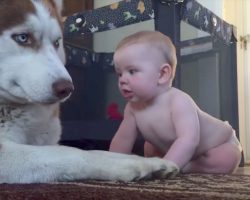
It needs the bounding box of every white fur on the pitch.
[0,0,178,183]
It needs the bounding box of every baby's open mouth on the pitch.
[122,89,133,98]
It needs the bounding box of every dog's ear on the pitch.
[53,0,63,16]
[48,0,63,16]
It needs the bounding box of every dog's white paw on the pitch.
[117,157,179,182]
[150,158,179,179]
[139,157,179,180]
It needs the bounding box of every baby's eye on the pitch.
[116,72,122,77]
[128,69,137,75]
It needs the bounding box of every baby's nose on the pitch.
[119,75,128,84]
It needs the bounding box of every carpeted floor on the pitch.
[1,173,250,200]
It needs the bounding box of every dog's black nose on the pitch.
[52,79,74,100]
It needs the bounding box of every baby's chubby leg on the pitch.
[182,141,242,174]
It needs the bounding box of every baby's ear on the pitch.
[158,63,172,84]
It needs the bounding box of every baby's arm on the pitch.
[164,94,200,170]
[109,104,138,154]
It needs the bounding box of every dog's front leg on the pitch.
[0,142,178,183]
[84,150,179,181]
[0,142,85,183]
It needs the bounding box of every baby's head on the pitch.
[115,30,177,80]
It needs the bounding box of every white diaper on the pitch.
[229,130,243,152]
[224,121,242,152]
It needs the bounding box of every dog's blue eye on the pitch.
[12,33,30,44]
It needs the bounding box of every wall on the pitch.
[222,0,248,162]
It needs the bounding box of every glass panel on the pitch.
[93,21,154,53]
[181,21,209,41]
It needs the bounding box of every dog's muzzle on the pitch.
[52,78,74,100]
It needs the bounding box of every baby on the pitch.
[109,30,242,173]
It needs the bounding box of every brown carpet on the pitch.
[1,174,250,200]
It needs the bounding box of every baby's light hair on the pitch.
[115,31,177,79]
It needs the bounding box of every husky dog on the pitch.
[0,0,178,183]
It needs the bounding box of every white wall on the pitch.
[198,0,223,17]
